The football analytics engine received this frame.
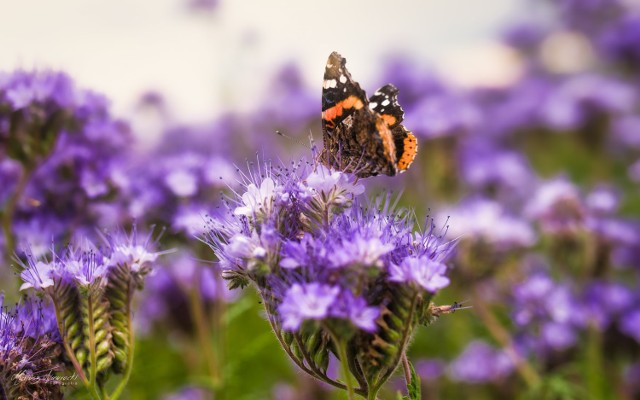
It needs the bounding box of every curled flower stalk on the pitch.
[204,159,456,399]
[18,229,162,399]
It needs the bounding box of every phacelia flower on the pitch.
[0,297,64,400]
[278,283,341,330]
[203,157,456,399]
[18,229,162,393]
[389,256,450,292]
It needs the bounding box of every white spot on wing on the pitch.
[323,79,337,89]
[381,99,390,106]
[339,75,347,83]
[369,102,378,110]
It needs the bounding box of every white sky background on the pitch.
[0,0,529,124]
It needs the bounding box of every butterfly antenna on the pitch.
[275,129,312,150]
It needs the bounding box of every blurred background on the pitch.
[2,0,640,399]
[0,0,524,121]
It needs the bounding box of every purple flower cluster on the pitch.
[20,230,159,292]
[18,229,162,396]
[0,296,64,399]
[354,1,640,394]
[205,158,454,396]
[0,70,132,265]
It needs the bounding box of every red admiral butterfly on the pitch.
[319,51,418,178]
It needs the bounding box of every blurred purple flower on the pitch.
[460,143,534,194]
[448,340,513,383]
[502,22,546,52]
[598,14,640,68]
[525,177,585,234]
[162,386,210,400]
[404,90,481,138]
[620,309,640,343]
[441,198,536,250]
[414,358,446,381]
[540,74,635,130]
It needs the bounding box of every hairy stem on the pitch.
[472,290,541,388]
[1,165,31,264]
[335,337,356,400]
[189,286,219,386]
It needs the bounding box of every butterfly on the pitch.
[319,51,417,178]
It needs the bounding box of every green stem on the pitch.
[1,165,31,263]
[86,296,102,400]
[472,290,541,388]
[109,310,135,400]
[212,270,226,388]
[334,335,356,400]
[189,286,219,386]
[401,352,411,388]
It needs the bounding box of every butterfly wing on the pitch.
[321,52,368,134]
[368,84,404,129]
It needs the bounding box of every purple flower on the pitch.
[460,143,534,194]
[448,340,513,383]
[525,177,586,234]
[64,249,110,287]
[203,157,456,391]
[541,321,577,350]
[441,198,536,250]
[403,90,481,138]
[540,74,636,130]
[414,358,446,381]
[104,229,161,275]
[162,386,210,400]
[278,283,340,331]
[620,309,640,343]
[389,256,450,292]
[234,177,278,218]
[612,115,640,150]
[0,69,133,259]
[330,234,394,269]
[165,169,199,197]
[19,259,55,291]
[304,165,364,205]
[0,297,63,399]
[331,291,380,332]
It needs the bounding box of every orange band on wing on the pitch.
[322,95,364,125]
[380,114,397,127]
[375,118,396,162]
[397,131,417,170]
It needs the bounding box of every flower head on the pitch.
[203,156,456,393]
[278,283,340,331]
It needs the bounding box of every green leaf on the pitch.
[401,360,421,400]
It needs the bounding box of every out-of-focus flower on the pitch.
[441,198,536,250]
[448,340,514,383]
[525,177,585,234]
[0,69,132,259]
